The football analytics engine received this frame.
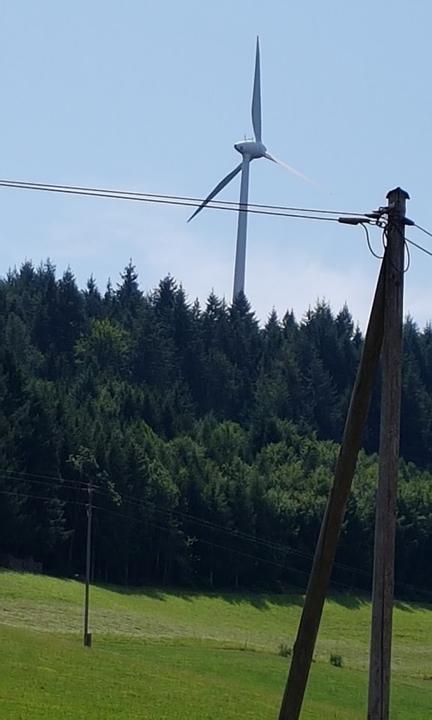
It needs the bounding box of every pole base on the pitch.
[84,632,92,648]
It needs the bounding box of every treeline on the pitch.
[1,260,432,594]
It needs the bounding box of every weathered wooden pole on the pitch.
[83,476,93,648]
[278,245,387,720]
[367,187,408,719]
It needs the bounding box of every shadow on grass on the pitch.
[326,593,370,610]
[394,599,432,613]
[4,569,431,614]
[92,580,305,608]
[92,582,378,612]
[98,584,431,613]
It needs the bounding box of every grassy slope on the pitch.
[0,571,431,719]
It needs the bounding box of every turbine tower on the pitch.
[188,37,311,301]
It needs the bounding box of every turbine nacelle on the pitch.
[234,140,267,159]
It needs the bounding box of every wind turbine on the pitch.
[188,37,312,301]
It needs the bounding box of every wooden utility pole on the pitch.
[367,187,408,719]
[83,476,93,648]
[278,247,387,720]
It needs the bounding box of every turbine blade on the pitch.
[251,37,262,143]
[264,152,319,187]
[188,163,243,222]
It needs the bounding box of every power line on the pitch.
[95,486,312,556]
[2,486,431,600]
[0,469,317,566]
[383,221,411,273]
[0,476,359,577]
[406,222,432,256]
[0,487,309,590]
[5,456,432,595]
[0,467,365,574]
[91,504,318,595]
[0,473,102,495]
[0,178,366,216]
[361,222,384,260]
[404,240,411,273]
[103,490,373,578]
[0,488,86,507]
[87,505,393,596]
[406,236,432,258]
[0,178,361,223]
[0,471,378,582]
[95,504,292,571]
[0,469,103,492]
[0,468,403,582]
[414,222,432,240]
[3,177,432,262]
[0,468,73,483]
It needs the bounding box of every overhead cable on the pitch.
[406,237,432,258]
[3,485,432,599]
[361,222,384,260]
[414,222,432,240]
[0,469,366,577]
[0,179,365,223]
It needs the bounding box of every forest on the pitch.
[1,260,432,595]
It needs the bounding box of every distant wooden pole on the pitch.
[83,476,93,648]
[367,187,408,720]
[278,249,387,720]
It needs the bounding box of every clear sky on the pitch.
[1,1,431,327]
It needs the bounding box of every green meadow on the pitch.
[1,571,431,719]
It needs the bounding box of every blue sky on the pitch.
[1,1,432,327]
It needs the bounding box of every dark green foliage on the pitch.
[1,260,432,595]
[329,653,343,668]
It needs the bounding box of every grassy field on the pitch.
[1,571,431,719]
